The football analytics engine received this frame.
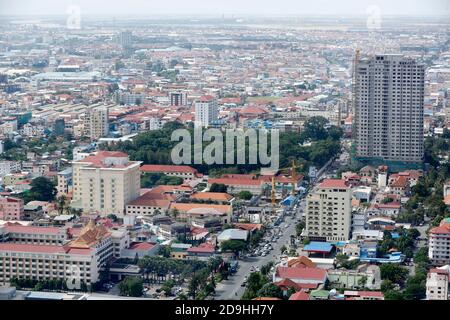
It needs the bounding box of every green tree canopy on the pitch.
[380,264,409,286]
[118,277,143,297]
[28,177,57,202]
[238,191,253,200]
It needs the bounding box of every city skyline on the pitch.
[0,0,448,305]
[0,0,449,17]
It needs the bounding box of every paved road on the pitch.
[408,224,429,276]
[215,151,340,300]
[214,189,309,300]
[215,213,301,300]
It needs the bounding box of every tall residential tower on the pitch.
[353,54,425,164]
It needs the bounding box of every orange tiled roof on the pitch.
[191,192,233,202]
[68,220,110,249]
[169,203,231,214]
[319,179,349,189]
[288,256,316,268]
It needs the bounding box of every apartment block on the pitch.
[426,267,449,300]
[305,179,352,242]
[83,106,109,141]
[72,151,141,217]
[429,221,450,266]
[194,95,218,127]
[0,196,24,221]
[354,54,424,163]
[0,221,114,289]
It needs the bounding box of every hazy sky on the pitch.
[0,0,449,16]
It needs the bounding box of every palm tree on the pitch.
[56,195,67,215]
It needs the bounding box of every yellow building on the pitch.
[72,151,141,217]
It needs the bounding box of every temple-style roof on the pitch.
[68,220,110,249]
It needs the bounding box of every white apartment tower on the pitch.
[84,106,109,141]
[305,179,352,242]
[354,54,425,163]
[195,95,218,127]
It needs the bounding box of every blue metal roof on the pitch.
[303,242,333,253]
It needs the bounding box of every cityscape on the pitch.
[0,0,449,306]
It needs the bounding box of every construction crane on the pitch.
[271,160,304,206]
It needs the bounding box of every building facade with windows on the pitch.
[0,221,114,289]
[194,95,218,127]
[429,221,450,266]
[426,267,449,300]
[354,54,424,164]
[305,179,352,242]
[72,151,141,216]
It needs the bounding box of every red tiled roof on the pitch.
[128,242,156,251]
[275,267,327,281]
[357,291,384,298]
[0,243,91,255]
[289,291,310,300]
[140,164,198,174]
[296,283,318,290]
[208,178,262,186]
[319,179,349,189]
[221,174,257,180]
[274,278,301,291]
[197,95,215,102]
[127,190,173,208]
[0,243,62,253]
[430,268,450,275]
[430,223,450,235]
[66,248,93,255]
[288,256,316,268]
[378,202,401,209]
[233,223,263,232]
[169,203,231,214]
[151,185,193,194]
[238,106,269,115]
[1,196,22,203]
[4,224,62,235]
[76,151,135,168]
[391,176,409,188]
[187,243,215,254]
[191,192,233,202]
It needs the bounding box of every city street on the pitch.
[215,214,300,300]
[215,156,337,300]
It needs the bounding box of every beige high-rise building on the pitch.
[83,106,109,141]
[72,151,141,216]
[305,179,352,242]
[354,54,425,163]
